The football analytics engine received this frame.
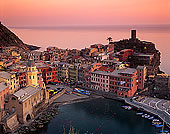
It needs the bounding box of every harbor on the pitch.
[37,98,160,134]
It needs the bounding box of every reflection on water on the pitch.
[10,25,170,74]
[38,98,157,134]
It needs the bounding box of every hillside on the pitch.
[0,22,40,51]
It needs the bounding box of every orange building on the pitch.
[109,68,138,97]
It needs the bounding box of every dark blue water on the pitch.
[39,98,158,134]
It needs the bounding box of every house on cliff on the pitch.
[114,30,161,75]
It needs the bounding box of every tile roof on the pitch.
[13,86,42,102]
[92,68,136,77]
[0,82,8,92]
[0,71,11,79]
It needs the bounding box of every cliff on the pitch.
[0,22,40,51]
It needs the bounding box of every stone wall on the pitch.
[5,112,19,130]
[49,90,65,104]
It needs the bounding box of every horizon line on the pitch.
[8,24,170,29]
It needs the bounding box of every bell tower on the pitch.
[26,60,38,87]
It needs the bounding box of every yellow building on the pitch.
[0,72,19,94]
[26,60,39,87]
[11,51,19,57]
[0,61,4,70]
[14,56,21,63]
[89,48,98,56]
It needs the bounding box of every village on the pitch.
[0,30,170,133]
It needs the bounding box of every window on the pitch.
[12,97,16,100]
[33,76,34,79]
[29,76,31,79]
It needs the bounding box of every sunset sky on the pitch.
[1,0,170,27]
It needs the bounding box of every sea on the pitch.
[10,25,170,74]
[38,98,159,134]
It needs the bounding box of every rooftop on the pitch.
[134,53,154,57]
[0,71,11,79]
[92,68,136,77]
[13,86,42,102]
[0,82,8,92]
[137,65,146,70]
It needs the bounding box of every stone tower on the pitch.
[26,60,38,87]
[131,30,136,40]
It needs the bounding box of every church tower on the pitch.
[26,60,38,87]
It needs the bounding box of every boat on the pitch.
[153,119,159,122]
[148,116,154,120]
[160,130,169,133]
[122,106,132,110]
[145,115,150,118]
[127,106,132,110]
[155,124,163,128]
[136,112,143,115]
[142,114,147,118]
[152,120,162,125]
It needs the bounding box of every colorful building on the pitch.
[91,71,110,92]
[91,68,138,97]
[109,68,138,97]
[116,49,134,62]
[136,65,147,90]
[18,71,27,88]
[36,62,58,84]
[0,71,20,94]
[27,60,39,87]
[68,64,79,83]
[0,82,9,110]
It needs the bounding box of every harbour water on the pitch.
[10,25,170,74]
[38,98,158,134]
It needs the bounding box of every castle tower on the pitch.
[131,30,136,40]
[26,60,38,87]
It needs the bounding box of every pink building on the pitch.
[91,71,110,92]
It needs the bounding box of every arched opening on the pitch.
[26,114,31,122]
[125,95,127,98]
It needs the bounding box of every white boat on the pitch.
[136,112,143,115]
[142,114,147,118]
[148,116,154,120]
[145,115,150,118]
[153,119,159,122]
